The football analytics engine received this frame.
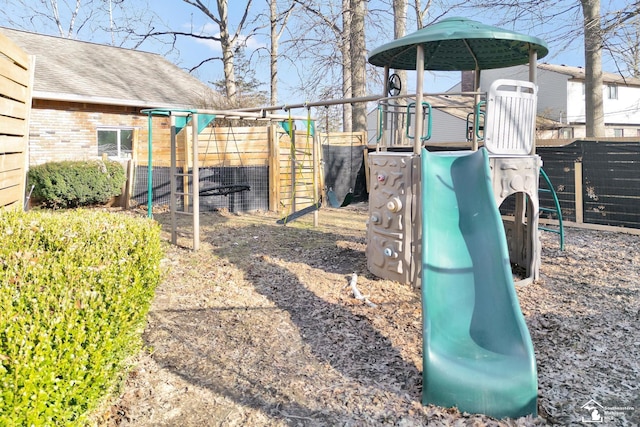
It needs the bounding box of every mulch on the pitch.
[101,205,639,426]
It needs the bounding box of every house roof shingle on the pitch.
[0,26,218,109]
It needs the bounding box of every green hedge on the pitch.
[0,209,163,425]
[28,160,126,209]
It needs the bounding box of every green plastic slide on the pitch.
[421,147,537,419]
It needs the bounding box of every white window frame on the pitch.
[559,127,573,139]
[607,84,618,100]
[97,127,135,159]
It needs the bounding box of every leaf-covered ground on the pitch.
[99,205,639,426]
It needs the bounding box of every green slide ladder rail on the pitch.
[538,167,565,250]
[421,147,538,419]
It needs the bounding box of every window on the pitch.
[613,128,624,137]
[98,128,133,158]
[607,84,618,100]
[560,127,574,139]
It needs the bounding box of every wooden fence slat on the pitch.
[0,32,30,70]
[0,115,27,136]
[0,153,24,172]
[0,168,23,188]
[0,74,29,103]
[0,185,21,207]
[0,135,27,153]
[0,95,27,120]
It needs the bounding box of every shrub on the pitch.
[0,209,163,426]
[28,160,126,209]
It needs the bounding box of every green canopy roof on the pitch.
[368,17,548,71]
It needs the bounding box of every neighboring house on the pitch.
[0,26,218,166]
[461,63,640,139]
[367,63,640,146]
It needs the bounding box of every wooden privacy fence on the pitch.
[134,124,366,216]
[0,32,33,210]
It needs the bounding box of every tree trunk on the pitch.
[393,0,408,93]
[270,0,278,106]
[350,0,367,133]
[342,0,353,132]
[582,0,605,137]
[217,0,238,106]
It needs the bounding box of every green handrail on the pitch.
[475,101,486,141]
[406,101,432,141]
[539,167,565,250]
[377,104,384,142]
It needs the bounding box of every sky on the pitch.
[0,0,632,107]
[142,0,630,103]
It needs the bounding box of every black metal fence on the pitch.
[131,165,270,213]
[538,139,640,229]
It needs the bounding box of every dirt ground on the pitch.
[98,204,639,426]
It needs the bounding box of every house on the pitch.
[0,26,218,166]
[368,63,640,145]
[462,63,640,139]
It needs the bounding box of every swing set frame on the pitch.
[142,106,317,250]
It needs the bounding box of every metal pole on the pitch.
[472,67,481,151]
[170,115,177,245]
[192,114,200,251]
[414,44,425,155]
[529,48,538,155]
[312,118,319,227]
[146,112,153,218]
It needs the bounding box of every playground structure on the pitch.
[141,108,323,249]
[137,16,564,420]
[366,17,548,418]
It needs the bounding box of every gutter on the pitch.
[32,90,192,110]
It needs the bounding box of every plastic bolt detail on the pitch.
[383,247,398,258]
[377,173,387,182]
[386,197,403,212]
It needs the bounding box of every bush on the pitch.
[0,209,163,426]
[28,160,126,209]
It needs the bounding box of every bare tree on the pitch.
[393,0,408,93]
[342,0,353,131]
[185,0,254,106]
[581,0,604,136]
[458,0,640,138]
[0,0,158,49]
[603,6,640,78]
[286,0,354,130]
[413,0,430,29]
[606,17,640,78]
[135,0,258,107]
[0,0,107,39]
[269,1,295,105]
[349,0,367,132]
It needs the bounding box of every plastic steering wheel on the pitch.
[388,73,402,96]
